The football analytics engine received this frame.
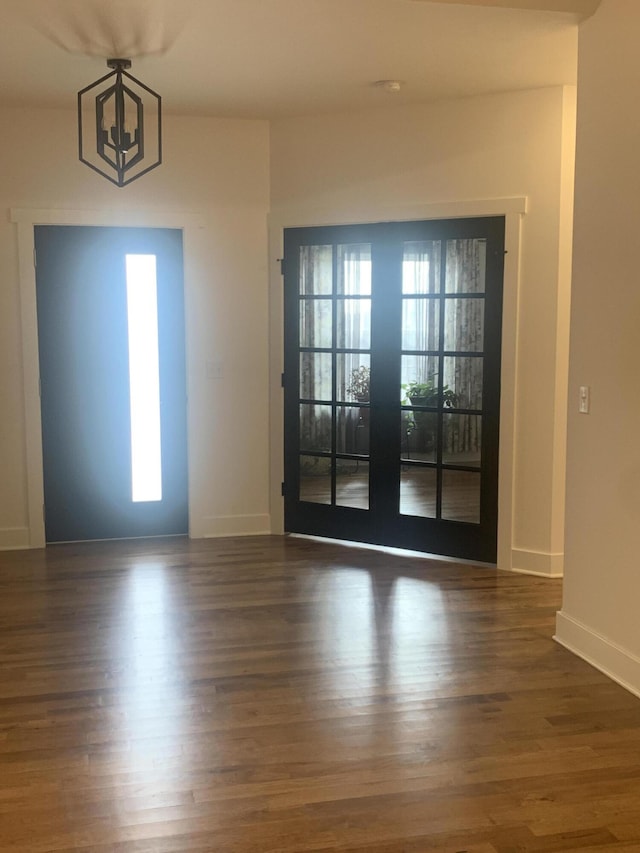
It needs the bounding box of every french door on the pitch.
[35,226,188,543]
[283,217,504,563]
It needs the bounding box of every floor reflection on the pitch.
[0,537,580,851]
[301,468,481,521]
[313,563,448,702]
[113,562,186,794]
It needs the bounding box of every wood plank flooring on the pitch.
[1,535,640,851]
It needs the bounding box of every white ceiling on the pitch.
[0,0,581,119]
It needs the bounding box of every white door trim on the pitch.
[12,207,205,548]
[267,196,526,570]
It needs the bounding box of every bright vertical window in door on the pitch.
[126,254,162,502]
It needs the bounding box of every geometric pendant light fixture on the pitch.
[77,59,162,187]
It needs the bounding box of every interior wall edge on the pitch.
[511,547,564,577]
[555,610,640,700]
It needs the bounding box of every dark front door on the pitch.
[35,225,188,543]
[283,217,504,563]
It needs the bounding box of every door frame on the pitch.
[13,207,204,548]
[268,197,526,570]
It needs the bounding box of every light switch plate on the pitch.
[579,385,590,414]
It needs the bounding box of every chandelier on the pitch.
[77,59,162,187]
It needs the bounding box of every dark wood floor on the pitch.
[1,536,640,852]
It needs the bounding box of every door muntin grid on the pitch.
[400,238,486,523]
[297,242,372,510]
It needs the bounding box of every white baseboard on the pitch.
[555,611,640,700]
[192,514,271,539]
[511,547,564,577]
[0,527,31,550]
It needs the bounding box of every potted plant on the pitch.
[401,378,457,408]
[345,365,370,446]
[346,365,370,402]
[402,377,458,454]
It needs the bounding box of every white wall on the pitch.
[0,106,271,547]
[0,86,577,569]
[269,86,577,574]
[556,0,640,695]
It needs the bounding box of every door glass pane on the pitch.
[300,353,332,401]
[401,355,440,405]
[400,467,437,518]
[443,414,482,466]
[337,406,369,455]
[336,460,369,509]
[337,244,371,294]
[337,355,370,403]
[337,299,371,349]
[299,455,332,504]
[442,470,481,523]
[300,245,333,295]
[299,404,332,452]
[444,299,484,352]
[125,254,162,503]
[300,299,332,348]
[402,299,439,351]
[445,239,486,293]
[401,411,437,463]
[401,410,413,459]
[443,357,483,410]
[403,241,441,294]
